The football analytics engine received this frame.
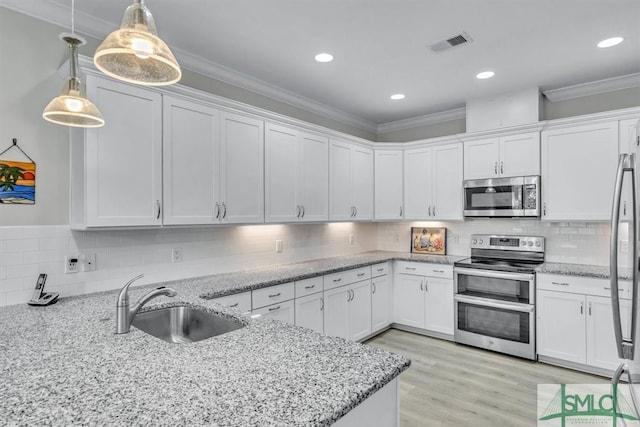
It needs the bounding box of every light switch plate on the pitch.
[275,240,283,253]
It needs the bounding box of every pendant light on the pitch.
[42,1,105,128]
[94,0,181,86]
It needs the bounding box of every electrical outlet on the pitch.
[171,248,183,263]
[82,253,96,272]
[348,234,355,245]
[64,256,79,274]
[275,240,283,253]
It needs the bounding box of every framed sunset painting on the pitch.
[0,160,36,204]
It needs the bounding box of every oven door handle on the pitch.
[454,294,534,313]
[454,267,534,282]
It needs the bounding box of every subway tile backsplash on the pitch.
[0,220,621,307]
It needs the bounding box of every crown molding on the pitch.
[543,73,640,102]
[376,107,466,134]
[542,106,640,131]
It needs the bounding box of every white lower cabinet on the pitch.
[252,300,295,324]
[393,262,454,336]
[537,276,632,372]
[371,274,392,333]
[295,293,324,333]
[324,280,372,341]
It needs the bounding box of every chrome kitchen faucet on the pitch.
[115,273,177,334]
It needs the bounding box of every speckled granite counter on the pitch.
[179,250,464,300]
[537,262,633,280]
[0,251,417,426]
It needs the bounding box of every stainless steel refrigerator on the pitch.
[611,120,640,415]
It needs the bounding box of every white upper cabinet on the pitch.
[329,139,374,221]
[404,142,463,220]
[464,132,540,180]
[541,121,618,221]
[71,75,162,229]
[218,111,265,224]
[162,96,219,225]
[265,123,328,222]
[374,149,404,220]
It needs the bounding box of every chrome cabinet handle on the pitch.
[297,205,301,218]
[588,302,592,316]
[551,281,570,286]
[500,161,504,174]
[425,281,428,292]
[432,205,435,217]
[305,284,315,290]
[400,206,403,217]
[346,289,351,302]
[222,202,227,219]
[433,269,444,274]
[320,297,324,311]
[301,205,305,218]
[428,206,431,217]
[405,267,416,271]
[372,282,376,294]
[215,202,220,219]
[268,292,281,298]
[354,206,358,217]
[333,278,342,283]
[494,162,498,175]
[156,200,161,219]
[580,302,584,315]
[350,206,354,217]
[377,268,384,272]
[357,272,365,277]
[543,203,547,216]
[268,305,281,312]
[229,302,239,308]
[624,201,627,216]
[420,280,423,291]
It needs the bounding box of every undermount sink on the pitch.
[132,305,244,343]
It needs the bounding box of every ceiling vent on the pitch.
[430,32,474,53]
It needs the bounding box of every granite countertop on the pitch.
[0,251,416,426]
[536,262,633,281]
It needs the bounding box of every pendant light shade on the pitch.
[43,34,105,128]
[94,0,181,86]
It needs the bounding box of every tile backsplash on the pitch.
[0,220,623,307]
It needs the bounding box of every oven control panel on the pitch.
[470,235,544,252]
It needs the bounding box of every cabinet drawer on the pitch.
[395,261,453,279]
[295,276,323,297]
[252,299,295,325]
[210,291,252,313]
[324,267,371,291]
[371,262,390,278]
[537,274,631,299]
[252,282,295,309]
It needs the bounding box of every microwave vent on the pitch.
[430,32,474,53]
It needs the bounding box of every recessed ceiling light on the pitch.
[314,53,334,63]
[597,37,624,48]
[390,94,405,100]
[476,71,495,80]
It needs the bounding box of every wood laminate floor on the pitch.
[365,329,607,427]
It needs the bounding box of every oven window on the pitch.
[456,274,531,303]
[465,186,522,210]
[457,302,530,344]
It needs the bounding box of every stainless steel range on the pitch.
[453,234,545,360]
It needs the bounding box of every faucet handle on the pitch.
[117,273,144,307]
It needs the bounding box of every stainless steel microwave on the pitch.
[463,175,540,218]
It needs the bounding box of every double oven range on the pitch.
[453,235,544,360]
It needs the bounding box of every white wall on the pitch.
[0,222,378,306]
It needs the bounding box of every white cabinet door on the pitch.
[265,123,299,223]
[619,118,639,221]
[295,293,324,334]
[394,274,425,328]
[84,76,162,227]
[587,295,631,371]
[403,147,432,220]
[219,111,264,224]
[324,285,350,339]
[253,300,295,325]
[431,143,463,220]
[162,96,218,225]
[299,132,329,222]
[499,132,540,177]
[329,140,353,221]
[349,280,372,341]
[424,277,454,335]
[537,290,586,364]
[375,150,404,220]
[352,145,374,220]
[372,275,392,333]
[541,121,618,221]
[463,137,500,180]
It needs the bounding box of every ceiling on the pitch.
[3,0,640,132]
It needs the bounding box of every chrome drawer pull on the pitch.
[268,305,281,312]
[268,292,281,298]
[433,269,444,273]
[305,284,315,289]
[357,273,365,277]
[333,278,342,282]
[405,267,416,271]
[552,281,570,286]
[377,268,384,272]
[229,303,239,308]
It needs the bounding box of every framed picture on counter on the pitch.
[411,227,446,255]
